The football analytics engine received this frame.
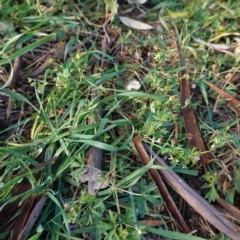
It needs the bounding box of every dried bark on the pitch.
[0,148,55,240]
[133,135,190,233]
[173,30,210,168]
[8,56,22,89]
[87,60,103,195]
[217,198,240,223]
[228,72,240,83]
[144,143,240,240]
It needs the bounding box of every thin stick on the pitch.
[144,143,240,240]
[133,135,190,233]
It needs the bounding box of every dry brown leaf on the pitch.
[192,36,236,56]
[87,58,103,195]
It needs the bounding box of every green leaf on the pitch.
[0,20,15,36]
[104,0,119,22]
[225,189,235,204]
[203,186,220,202]
[117,161,153,188]
[118,91,167,102]
[0,35,53,65]
[143,225,205,240]
[0,88,38,111]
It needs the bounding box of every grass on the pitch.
[0,0,240,239]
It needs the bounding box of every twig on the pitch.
[132,135,190,233]
[217,198,240,222]
[0,146,51,239]
[23,44,81,78]
[172,28,210,168]
[11,194,47,240]
[144,143,240,240]
[87,60,103,195]
[8,56,22,88]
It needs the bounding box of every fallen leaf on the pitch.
[126,80,141,90]
[214,48,235,57]
[192,36,237,57]
[192,36,230,50]
[204,81,240,116]
[119,16,153,30]
[80,166,102,182]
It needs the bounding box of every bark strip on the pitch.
[0,147,52,240]
[217,198,240,222]
[144,143,240,240]
[173,30,210,167]
[133,135,189,233]
[87,59,103,195]
[8,56,22,88]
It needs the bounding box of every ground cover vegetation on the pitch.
[0,0,240,239]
